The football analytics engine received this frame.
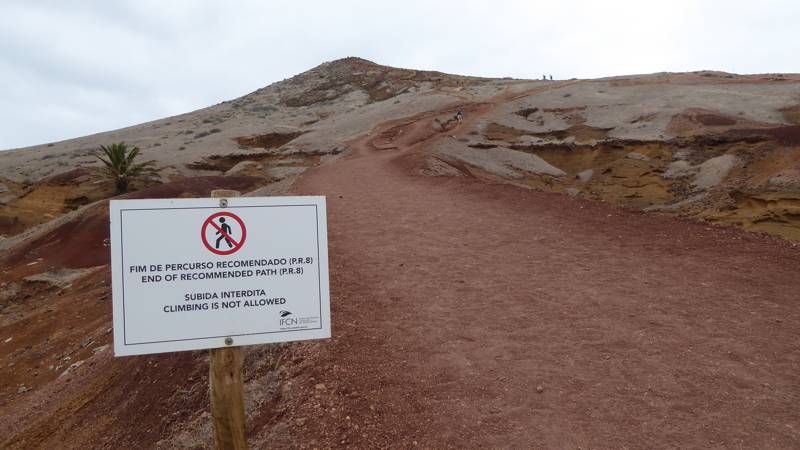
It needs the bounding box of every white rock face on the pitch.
[692,154,737,190]
[490,80,800,143]
[662,154,737,190]
[435,142,566,179]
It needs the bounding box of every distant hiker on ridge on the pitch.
[455,110,464,123]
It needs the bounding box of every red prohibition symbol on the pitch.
[201,212,247,255]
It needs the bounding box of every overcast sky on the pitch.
[1,0,798,150]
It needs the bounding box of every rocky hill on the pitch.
[1,58,798,242]
[1,58,799,448]
[0,57,507,236]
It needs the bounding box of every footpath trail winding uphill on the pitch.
[287,97,800,448]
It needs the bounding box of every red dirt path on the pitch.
[285,103,800,448]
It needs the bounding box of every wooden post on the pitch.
[209,189,247,450]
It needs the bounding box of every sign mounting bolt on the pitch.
[219,198,228,208]
[225,337,234,346]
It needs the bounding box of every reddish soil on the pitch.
[0,176,271,449]
[0,269,209,449]
[730,125,800,145]
[696,113,737,126]
[41,168,93,185]
[666,108,773,137]
[280,103,800,448]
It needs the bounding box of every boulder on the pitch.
[692,154,737,190]
[576,169,594,183]
[435,143,566,180]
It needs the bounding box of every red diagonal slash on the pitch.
[201,212,247,255]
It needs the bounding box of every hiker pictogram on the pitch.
[215,217,233,249]
[201,212,247,255]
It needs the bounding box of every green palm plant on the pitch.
[94,142,156,194]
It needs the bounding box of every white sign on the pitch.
[109,196,330,356]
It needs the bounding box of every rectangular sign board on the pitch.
[110,196,330,356]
